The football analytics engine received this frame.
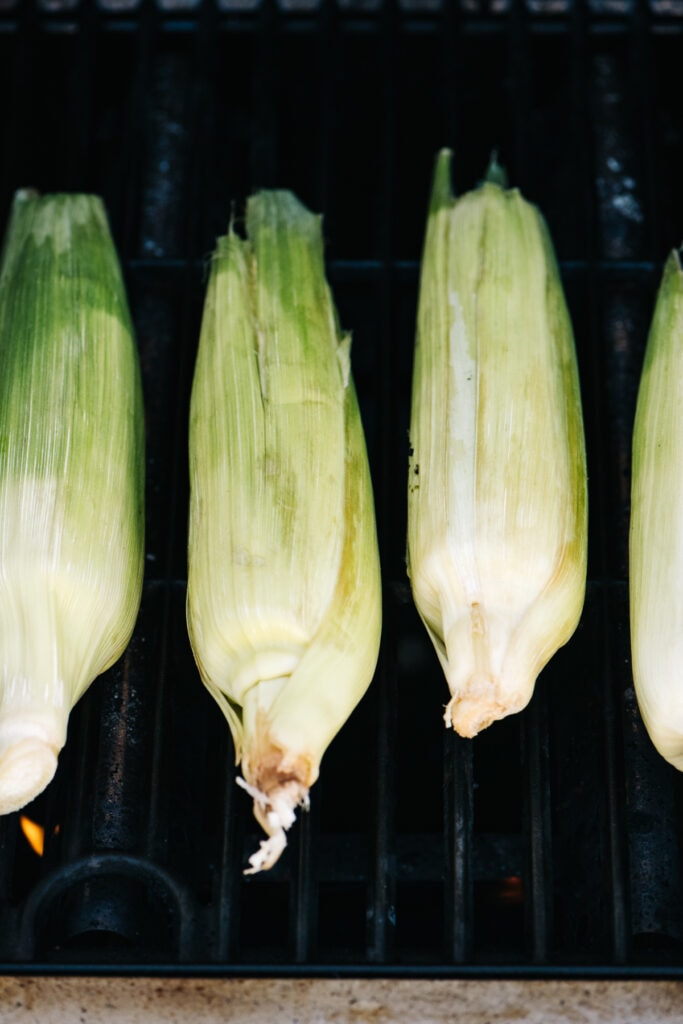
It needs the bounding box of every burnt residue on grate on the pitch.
[1,0,683,976]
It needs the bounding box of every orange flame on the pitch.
[499,875,524,905]
[19,815,45,857]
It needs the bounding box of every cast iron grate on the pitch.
[0,0,682,976]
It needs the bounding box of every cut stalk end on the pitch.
[0,733,59,816]
[444,685,522,738]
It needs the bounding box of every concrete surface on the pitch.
[0,977,682,1023]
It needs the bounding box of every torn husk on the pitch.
[236,773,310,874]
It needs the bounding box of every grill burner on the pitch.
[0,0,683,976]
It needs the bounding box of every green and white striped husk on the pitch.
[0,191,145,814]
[630,249,683,770]
[187,190,382,873]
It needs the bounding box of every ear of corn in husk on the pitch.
[186,190,382,873]
[630,249,683,770]
[406,150,588,738]
[0,190,145,814]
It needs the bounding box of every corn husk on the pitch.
[407,150,588,737]
[187,190,382,872]
[0,190,145,814]
[630,248,683,770]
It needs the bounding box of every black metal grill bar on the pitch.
[628,0,660,262]
[443,734,474,963]
[504,0,556,968]
[589,7,657,965]
[438,0,461,156]
[366,0,399,966]
[290,792,317,962]
[249,0,279,187]
[580,2,625,970]
[135,41,191,879]
[603,617,630,963]
[216,750,242,961]
[438,0,474,970]
[4,959,683,979]
[121,256,663,281]
[27,21,683,39]
[5,8,683,36]
[522,695,553,963]
[310,0,338,217]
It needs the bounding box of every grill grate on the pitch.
[1,0,683,976]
